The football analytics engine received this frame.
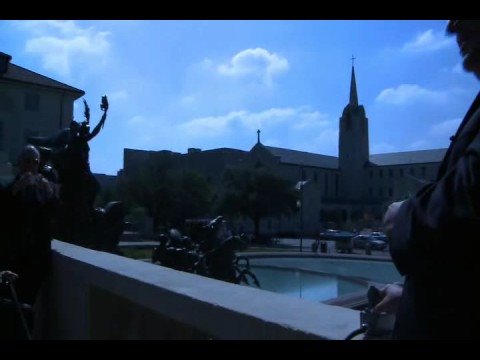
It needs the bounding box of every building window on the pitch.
[421,166,426,177]
[24,93,40,111]
[379,188,383,197]
[389,187,393,197]
[400,168,404,177]
[369,170,373,179]
[379,169,383,178]
[314,171,318,183]
[389,169,393,178]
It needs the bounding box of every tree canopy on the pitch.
[119,152,213,229]
[218,166,298,239]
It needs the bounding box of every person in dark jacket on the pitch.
[0,145,59,339]
[376,20,480,339]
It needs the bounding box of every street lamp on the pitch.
[295,167,308,253]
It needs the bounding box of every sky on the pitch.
[1,20,478,175]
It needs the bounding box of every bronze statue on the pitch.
[28,96,125,253]
[152,217,260,287]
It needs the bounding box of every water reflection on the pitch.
[250,266,367,302]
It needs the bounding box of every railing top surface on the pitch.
[51,240,361,340]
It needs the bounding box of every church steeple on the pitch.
[339,59,369,200]
[349,59,358,106]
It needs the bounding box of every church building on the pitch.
[122,65,447,234]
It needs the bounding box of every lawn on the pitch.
[121,248,154,260]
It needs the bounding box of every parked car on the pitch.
[319,229,340,240]
[353,234,387,251]
[370,233,388,244]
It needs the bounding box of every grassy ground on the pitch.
[121,248,154,260]
[121,246,388,259]
[121,246,291,260]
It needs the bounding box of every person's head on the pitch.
[447,20,480,79]
[18,144,40,174]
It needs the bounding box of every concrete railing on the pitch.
[36,240,361,340]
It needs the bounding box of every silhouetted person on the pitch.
[0,145,59,338]
[377,20,480,340]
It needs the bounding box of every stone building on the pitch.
[0,52,84,176]
[122,65,447,234]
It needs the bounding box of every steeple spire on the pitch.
[257,129,261,144]
[349,56,358,107]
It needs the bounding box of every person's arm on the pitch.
[386,121,480,275]
[372,283,403,315]
[85,96,108,142]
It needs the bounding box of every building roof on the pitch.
[201,147,248,155]
[264,146,339,169]
[0,62,85,97]
[369,148,447,166]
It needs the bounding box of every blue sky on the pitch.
[1,20,478,175]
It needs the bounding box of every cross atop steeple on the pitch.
[257,129,261,144]
[351,55,356,67]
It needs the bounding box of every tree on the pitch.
[119,152,213,229]
[218,166,298,240]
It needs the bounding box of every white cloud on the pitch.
[407,140,430,150]
[292,110,330,130]
[180,111,247,137]
[302,129,339,155]
[371,142,397,154]
[178,107,327,137]
[376,84,448,105]
[16,20,111,76]
[428,118,462,138]
[314,129,339,144]
[217,48,289,86]
[401,29,454,53]
[16,20,81,36]
[407,118,462,151]
[240,108,296,129]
